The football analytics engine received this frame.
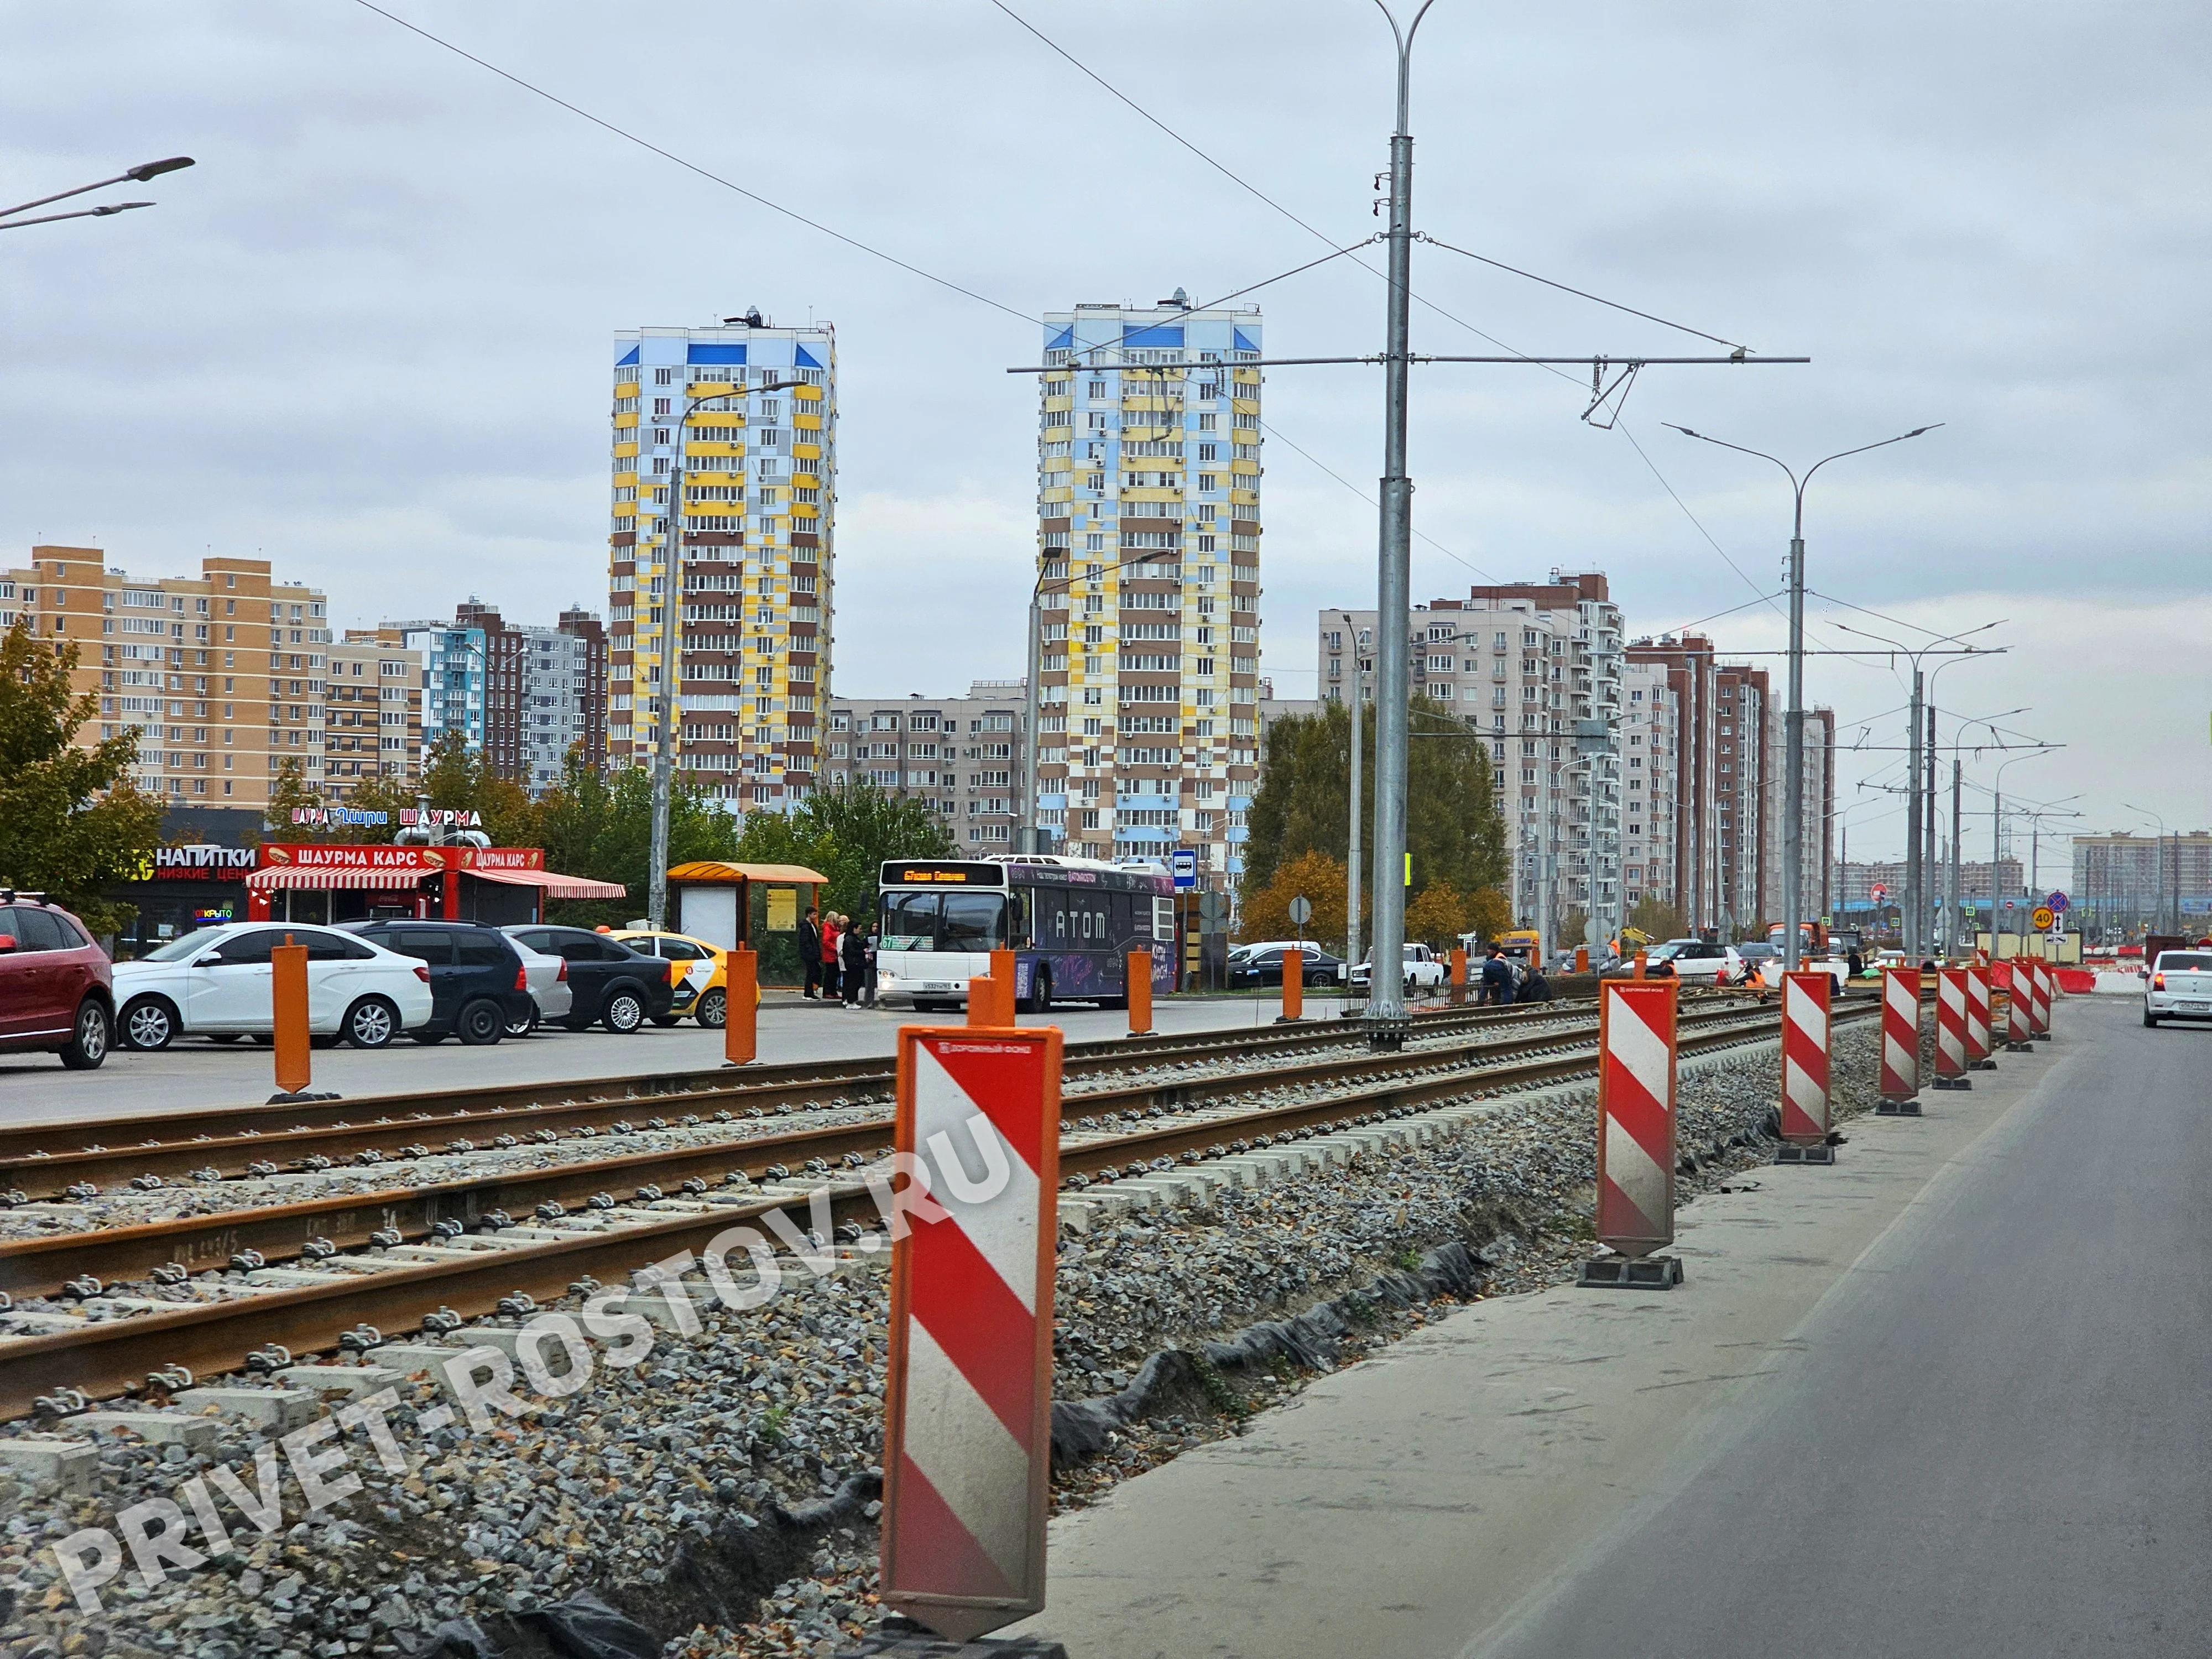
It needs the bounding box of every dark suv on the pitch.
[0,893,114,1069]
[502,925,675,1033]
[339,921,534,1045]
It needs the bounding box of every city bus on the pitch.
[874,855,1177,1014]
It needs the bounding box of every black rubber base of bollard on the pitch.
[265,1089,343,1105]
[1875,1098,1924,1116]
[1577,1255,1684,1290]
[1773,1142,1837,1166]
[1932,1076,1973,1090]
[838,1628,1069,1659]
[1971,1058,1999,1071]
[2033,1031,2053,1041]
[2005,1041,2034,1053]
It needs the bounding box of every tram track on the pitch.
[0,996,1866,1419]
[0,994,1655,1201]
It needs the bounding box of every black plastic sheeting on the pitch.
[1049,1239,1487,1467]
[395,1474,883,1658]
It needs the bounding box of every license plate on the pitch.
[2183,1001,2209,1014]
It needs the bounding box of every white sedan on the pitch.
[114,922,435,1050]
[1645,938,1746,984]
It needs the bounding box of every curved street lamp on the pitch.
[1665,421,1943,971]
[0,156,194,232]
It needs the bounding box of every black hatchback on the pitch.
[502,925,675,1034]
[339,921,535,1045]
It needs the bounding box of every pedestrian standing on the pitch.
[821,912,843,1003]
[798,906,822,1000]
[1479,947,1513,1007]
[841,919,869,1008]
[863,926,880,1008]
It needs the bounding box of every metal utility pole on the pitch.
[1905,668,1924,957]
[1364,0,1436,1046]
[1663,423,1939,971]
[650,372,802,930]
[1343,613,1364,970]
[1949,758,1963,957]
[1017,584,1046,855]
[1925,705,1939,954]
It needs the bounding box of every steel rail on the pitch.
[0,1002,1766,1298]
[0,995,1622,1194]
[0,1001,1874,1418]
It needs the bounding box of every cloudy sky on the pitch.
[4,1,2206,866]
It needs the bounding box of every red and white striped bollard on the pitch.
[882,1025,1061,1641]
[1776,969,1835,1164]
[1934,967,1972,1089]
[1964,964,1996,1071]
[1876,966,1922,1115]
[2001,962,2033,1052]
[1578,980,1683,1288]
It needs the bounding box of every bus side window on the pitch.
[1110,894,1134,951]
[1035,888,1065,946]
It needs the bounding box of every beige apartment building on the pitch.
[0,546,348,810]
[326,635,425,800]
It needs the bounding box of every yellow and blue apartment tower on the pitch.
[607,315,834,807]
[1034,299,1262,880]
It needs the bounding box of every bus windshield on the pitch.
[878,890,1005,953]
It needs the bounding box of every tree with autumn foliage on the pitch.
[0,618,160,935]
[1237,849,1349,951]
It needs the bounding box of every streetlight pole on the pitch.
[0,155,193,232]
[649,373,805,930]
[2126,804,2170,934]
[1665,422,1940,972]
[1365,0,1439,1046]
[1342,613,1365,971]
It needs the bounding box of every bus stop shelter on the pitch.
[666,860,828,987]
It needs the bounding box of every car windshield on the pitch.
[140,927,233,962]
[1647,941,1692,962]
[2159,953,2212,971]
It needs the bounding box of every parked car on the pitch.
[505,940,573,1036]
[1757,954,1852,993]
[607,929,729,1027]
[114,921,433,1050]
[2143,948,2212,1028]
[1644,938,1745,985]
[502,925,677,1033]
[1347,942,1451,993]
[0,893,114,1069]
[1227,942,1344,989]
[336,920,534,1045]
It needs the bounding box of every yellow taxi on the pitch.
[602,929,748,1028]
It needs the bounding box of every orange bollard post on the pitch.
[967,978,997,1027]
[272,935,311,1099]
[1633,950,1648,981]
[1575,945,1589,973]
[992,947,1017,1019]
[1126,950,1154,1037]
[1449,947,1468,1005]
[1278,949,1304,1024]
[724,947,758,1066]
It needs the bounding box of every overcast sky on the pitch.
[4,1,2206,867]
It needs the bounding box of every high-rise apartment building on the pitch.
[609,315,836,807]
[1322,573,1623,942]
[2,547,331,808]
[325,636,423,799]
[1763,703,1835,922]
[455,599,526,780]
[558,607,610,776]
[1033,298,1262,879]
[1620,659,1679,915]
[377,603,607,794]
[826,682,1028,851]
[387,620,486,761]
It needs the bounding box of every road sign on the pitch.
[1871,883,1890,902]
[2002,898,2017,910]
[2048,890,2069,914]
[1287,895,1312,927]
[1197,890,1227,925]
[2032,906,2056,930]
[1170,849,1198,890]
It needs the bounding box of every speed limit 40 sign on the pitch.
[2032,905,2056,930]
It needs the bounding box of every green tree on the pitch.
[1627,894,1684,943]
[530,749,739,927]
[1405,879,1468,947]
[0,619,161,935]
[1237,849,1348,950]
[1556,908,1590,951]
[263,757,323,840]
[1241,696,1507,916]
[750,778,957,924]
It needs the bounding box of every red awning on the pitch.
[247,868,432,891]
[469,868,627,900]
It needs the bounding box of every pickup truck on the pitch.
[1347,942,1451,993]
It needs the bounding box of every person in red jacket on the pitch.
[821,912,844,1002]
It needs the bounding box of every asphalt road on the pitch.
[0,992,1352,1125]
[1474,994,2212,1658]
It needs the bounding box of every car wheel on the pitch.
[119,997,178,1052]
[504,1006,540,1039]
[343,997,399,1049]
[696,987,728,1029]
[1021,973,1052,1016]
[602,989,645,1034]
[2144,1010,2159,1027]
[59,999,111,1070]
[455,999,505,1046]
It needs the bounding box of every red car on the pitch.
[0,893,114,1069]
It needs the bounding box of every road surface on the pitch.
[0,993,1347,1125]
[1016,994,2209,1658]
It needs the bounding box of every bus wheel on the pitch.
[1021,972,1051,1016]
